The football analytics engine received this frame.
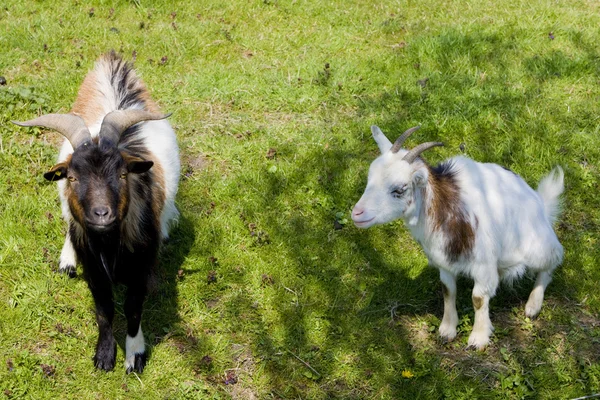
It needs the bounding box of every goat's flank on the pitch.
[13,51,180,372]
[352,125,563,349]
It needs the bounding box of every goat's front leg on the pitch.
[468,273,498,349]
[87,277,116,371]
[438,269,458,342]
[124,283,147,374]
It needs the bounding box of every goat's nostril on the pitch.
[93,207,110,218]
[353,208,363,216]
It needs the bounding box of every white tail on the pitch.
[537,166,564,225]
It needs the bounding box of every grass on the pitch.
[1,0,600,398]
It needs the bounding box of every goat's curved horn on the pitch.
[390,125,420,153]
[402,142,444,163]
[12,114,92,149]
[99,110,172,145]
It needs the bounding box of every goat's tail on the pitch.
[537,166,564,225]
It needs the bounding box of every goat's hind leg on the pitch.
[58,233,77,277]
[525,270,553,319]
[438,269,459,342]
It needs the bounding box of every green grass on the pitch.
[1,0,600,398]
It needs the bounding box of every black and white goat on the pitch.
[13,51,180,372]
[352,125,564,349]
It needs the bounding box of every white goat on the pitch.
[352,125,564,349]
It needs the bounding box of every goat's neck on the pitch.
[403,169,463,240]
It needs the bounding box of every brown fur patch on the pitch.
[472,296,484,310]
[71,52,161,126]
[71,72,107,126]
[67,187,85,227]
[150,161,166,231]
[427,162,475,262]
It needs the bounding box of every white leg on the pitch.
[124,326,145,373]
[468,273,498,349]
[438,269,458,341]
[59,232,77,277]
[160,201,179,241]
[525,271,553,318]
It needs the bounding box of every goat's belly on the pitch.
[498,262,527,283]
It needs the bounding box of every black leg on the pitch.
[90,283,116,371]
[124,280,148,374]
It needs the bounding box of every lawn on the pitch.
[1,0,600,398]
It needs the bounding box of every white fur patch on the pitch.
[124,326,145,370]
[58,234,77,272]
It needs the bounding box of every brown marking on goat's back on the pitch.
[71,71,106,126]
[427,162,475,262]
[472,296,483,310]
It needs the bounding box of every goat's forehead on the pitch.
[70,146,123,171]
[367,155,411,185]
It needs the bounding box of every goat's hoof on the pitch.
[525,305,542,320]
[466,335,490,350]
[438,325,457,342]
[439,336,454,345]
[93,353,116,371]
[94,341,116,371]
[59,264,77,278]
[125,352,147,374]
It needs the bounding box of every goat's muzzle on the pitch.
[86,206,117,232]
[351,206,375,228]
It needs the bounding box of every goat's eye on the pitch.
[68,176,77,182]
[391,186,406,198]
[120,173,127,180]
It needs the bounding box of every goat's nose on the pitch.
[352,207,364,218]
[93,206,110,218]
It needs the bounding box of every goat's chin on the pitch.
[87,222,118,234]
[353,217,376,229]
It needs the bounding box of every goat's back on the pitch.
[451,157,561,267]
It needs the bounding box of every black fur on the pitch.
[106,51,146,111]
[64,141,158,373]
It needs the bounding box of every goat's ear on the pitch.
[411,167,429,188]
[44,163,68,181]
[122,153,154,174]
[371,125,392,154]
